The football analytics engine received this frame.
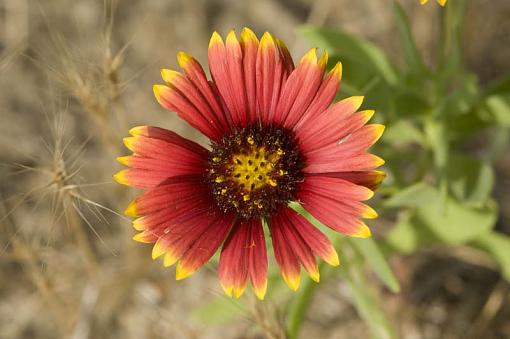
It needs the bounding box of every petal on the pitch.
[283,208,340,267]
[114,127,207,189]
[287,62,342,129]
[160,69,229,138]
[153,207,228,268]
[304,153,385,174]
[240,27,259,125]
[298,176,375,237]
[124,175,208,217]
[153,84,222,141]
[273,210,319,282]
[303,124,385,174]
[269,214,301,290]
[219,218,267,299]
[219,220,250,298]
[296,96,366,153]
[306,124,385,159]
[314,170,386,191]
[256,32,293,123]
[275,49,326,126]
[176,51,232,132]
[208,31,247,127]
[248,219,268,300]
[176,212,236,280]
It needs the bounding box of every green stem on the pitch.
[286,260,334,339]
[286,265,322,339]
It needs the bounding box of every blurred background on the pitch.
[1,0,509,338]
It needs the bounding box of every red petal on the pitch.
[125,175,208,217]
[256,32,293,124]
[219,220,250,298]
[269,213,301,290]
[208,31,247,127]
[176,212,236,280]
[176,52,233,133]
[153,84,222,141]
[114,127,207,189]
[304,153,385,173]
[314,170,386,191]
[298,176,375,237]
[248,219,268,299]
[275,49,325,126]
[296,96,366,153]
[289,62,342,129]
[283,208,339,266]
[273,209,319,282]
[240,28,259,125]
[305,124,385,159]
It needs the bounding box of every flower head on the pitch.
[420,0,447,6]
[114,28,385,299]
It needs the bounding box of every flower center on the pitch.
[207,124,304,219]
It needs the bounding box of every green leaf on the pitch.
[384,182,437,208]
[299,25,398,86]
[392,1,426,75]
[446,154,494,206]
[385,211,440,254]
[342,245,396,339]
[349,237,400,293]
[485,94,510,127]
[385,183,497,244]
[382,120,424,146]
[472,232,510,282]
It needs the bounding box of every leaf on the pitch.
[472,232,510,282]
[382,120,425,146]
[392,1,426,75]
[342,246,396,339]
[349,237,400,293]
[446,154,494,206]
[384,182,437,208]
[385,211,439,254]
[485,94,510,127]
[299,25,398,86]
[385,183,497,244]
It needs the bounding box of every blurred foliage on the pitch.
[190,0,510,337]
[295,0,510,337]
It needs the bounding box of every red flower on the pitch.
[114,28,385,299]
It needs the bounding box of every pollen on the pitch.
[207,124,304,218]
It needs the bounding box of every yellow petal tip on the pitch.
[253,281,267,300]
[209,31,223,48]
[240,27,258,44]
[176,263,194,280]
[161,69,180,83]
[113,170,129,186]
[116,156,130,166]
[129,126,147,136]
[351,223,372,238]
[177,51,193,68]
[124,200,138,217]
[284,274,301,291]
[163,252,178,267]
[152,241,166,260]
[132,232,151,243]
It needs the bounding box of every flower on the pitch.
[420,0,447,6]
[114,28,385,300]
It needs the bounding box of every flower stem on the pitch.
[286,261,328,339]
